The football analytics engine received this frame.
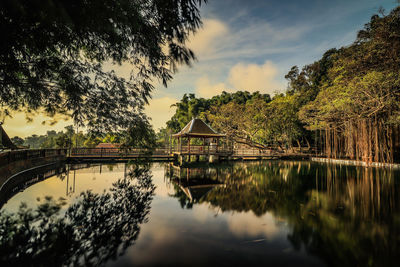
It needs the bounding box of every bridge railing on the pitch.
[70,148,171,157]
[0,149,67,168]
[171,146,283,156]
[172,145,233,154]
[233,149,277,156]
[69,147,313,158]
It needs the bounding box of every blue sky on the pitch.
[144,0,399,129]
[5,0,399,137]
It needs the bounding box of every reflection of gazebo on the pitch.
[166,164,224,203]
[176,179,222,203]
[172,118,230,163]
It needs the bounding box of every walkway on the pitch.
[68,147,284,161]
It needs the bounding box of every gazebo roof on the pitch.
[0,125,16,149]
[173,118,225,138]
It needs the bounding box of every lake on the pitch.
[1,161,399,266]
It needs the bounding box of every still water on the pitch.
[1,161,399,266]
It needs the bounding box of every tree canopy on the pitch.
[300,7,400,162]
[0,0,206,132]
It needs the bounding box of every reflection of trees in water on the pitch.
[0,164,155,266]
[167,161,400,266]
[294,166,400,267]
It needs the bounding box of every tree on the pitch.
[166,91,271,135]
[55,133,72,148]
[0,0,207,132]
[206,96,271,148]
[10,136,24,147]
[83,135,103,148]
[102,134,122,144]
[123,117,156,149]
[300,7,400,163]
[168,93,209,132]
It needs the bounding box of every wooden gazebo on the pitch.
[172,118,229,163]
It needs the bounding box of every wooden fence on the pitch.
[70,148,172,157]
[0,149,67,169]
[69,147,284,158]
[0,147,311,162]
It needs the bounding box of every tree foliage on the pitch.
[165,91,272,147]
[0,0,206,132]
[16,122,157,149]
[300,7,400,162]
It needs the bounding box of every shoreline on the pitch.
[311,157,400,169]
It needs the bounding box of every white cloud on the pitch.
[226,211,282,240]
[190,17,311,62]
[195,76,231,98]
[228,60,284,94]
[188,19,229,58]
[195,60,285,97]
[145,97,177,130]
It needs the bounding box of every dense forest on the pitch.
[163,7,400,163]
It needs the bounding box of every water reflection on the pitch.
[1,161,399,266]
[165,161,400,267]
[0,164,155,266]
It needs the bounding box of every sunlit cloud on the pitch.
[195,76,231,98]
[226,211,283,240]
[194,18,311,62]
[228,60,285,94]
[188,18,229,58]
[195,60,285,98]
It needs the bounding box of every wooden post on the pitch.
[188,136,191,161]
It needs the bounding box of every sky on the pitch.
[4,0,399,137]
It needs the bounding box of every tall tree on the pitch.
[300,7,400,163]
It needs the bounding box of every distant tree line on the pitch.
[164,6,400,163]
[11,121,156,149]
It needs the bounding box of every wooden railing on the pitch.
[0,149,67,168]
[233,149,275,156]
[0,147,313,164]
[70,148,172,157]
[70,147,285,157]
[172,145,234,154]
